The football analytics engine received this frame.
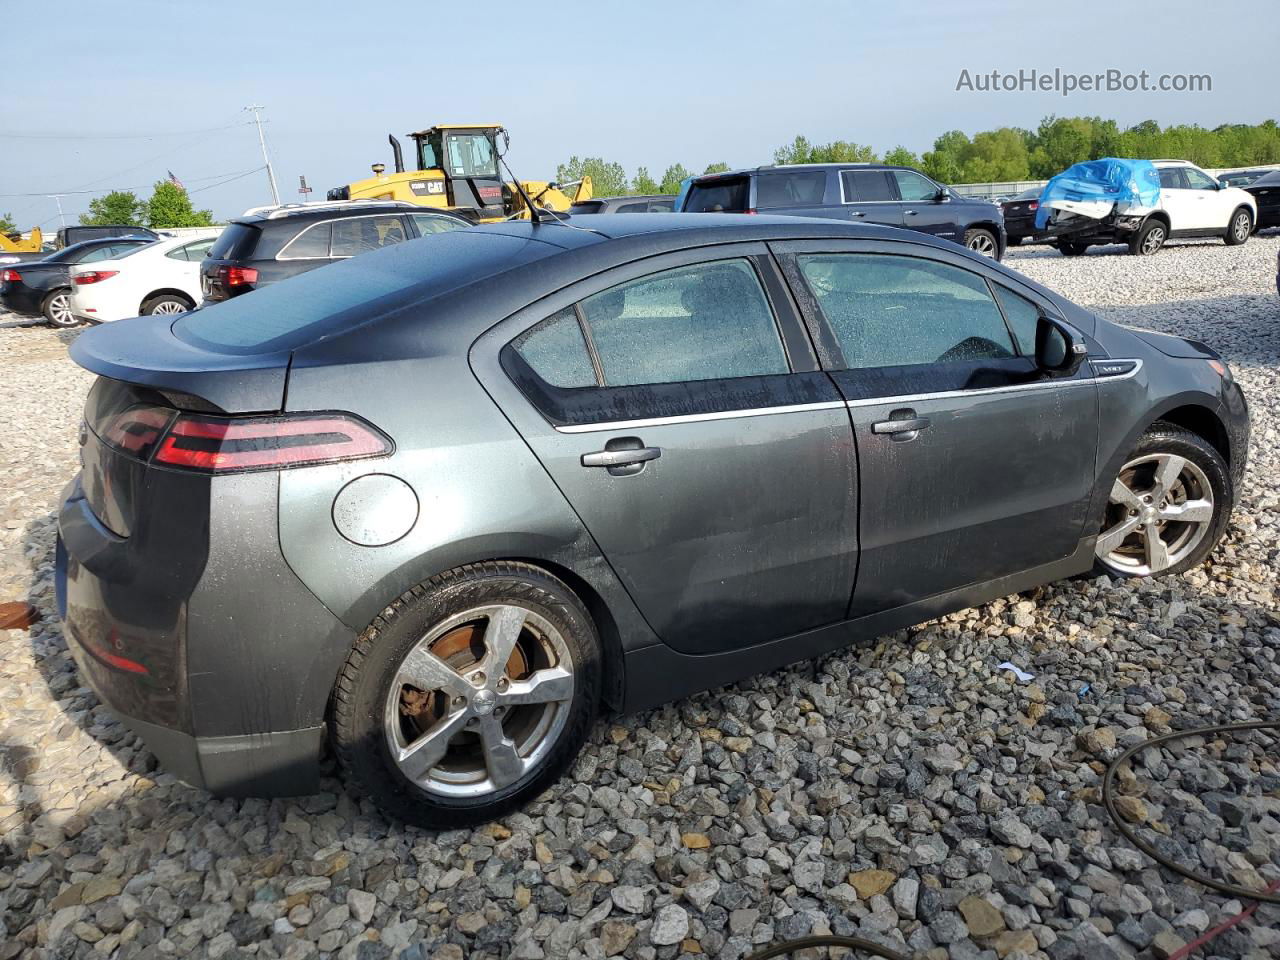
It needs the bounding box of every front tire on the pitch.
[1128,219,1167,256]
[1094,423,1231,579]
[141,293,194,316]
[1224,207,1253,246]
[332,562,601,828]
[41,288,77,327]
[963,228,998,259]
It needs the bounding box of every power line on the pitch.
[0,166,269,198]
[0,121,255,141]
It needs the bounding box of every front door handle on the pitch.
[872,411,931,441]
[850,211,866,218]
[904,209,918,217]
[581,447,661,468]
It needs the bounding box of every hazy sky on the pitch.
[2,0,1276,227]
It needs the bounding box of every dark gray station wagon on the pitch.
[59,215,1248,826]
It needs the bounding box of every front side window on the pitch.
[330,216,407,258]
[512,259,789,389]
[892,170,939,202]
[797,254,1015,369]
[991,283,1040,355]
[842,170,895,202]
[410,213,467,236]
[1183,168,1218,190]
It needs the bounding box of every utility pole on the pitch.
[47,195,66,227]
[244,104,281,206]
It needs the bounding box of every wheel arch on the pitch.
[1154,403,1232,466]
[1145,211,1172,230]
[139,288,196,314]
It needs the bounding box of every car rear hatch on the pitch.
[200,222,262,301]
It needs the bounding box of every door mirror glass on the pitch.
[1035,315,1086,376]
[934,187,950,202]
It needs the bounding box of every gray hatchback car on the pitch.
[58,214,1248,826]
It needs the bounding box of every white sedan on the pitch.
[69,231,221,323]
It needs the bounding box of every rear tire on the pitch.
[141,293,194,316]
[963,228,998,259]
[332,562,601,828]
[1224,207,1252,246]
[1058,242,1088,257]
[41,288,77,327]
[1128,219,1167,256]
[1093,422,1231,579]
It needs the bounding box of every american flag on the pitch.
[167,170,185,190]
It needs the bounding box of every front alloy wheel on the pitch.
[333,562,600,827]
[964,228,998,258]
[1094,423,1230,578]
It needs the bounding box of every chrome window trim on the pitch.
[551,361,1142,434]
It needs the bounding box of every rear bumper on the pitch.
[57,467,353,798]
[0,285,45,315]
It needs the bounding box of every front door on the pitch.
[889,169,960,243]
[1182,166,1233,229]
[839,169,905,228]
[480,247,860,655]
[1158,166,1211,232]
[774,240,1099,616]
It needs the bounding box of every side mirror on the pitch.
[1035,314,1087,377]
[934,188,951,203]
[1218,179,1230,188]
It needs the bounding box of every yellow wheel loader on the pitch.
[328,125,590,222]
[0,226,44,255]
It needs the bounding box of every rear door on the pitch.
[1157,167,1201,232]
[754,169,833,219]
[474,245,859,655]
[839,170,904,228]
[774,239,1098,616]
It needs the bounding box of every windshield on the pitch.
[423,131,499,179]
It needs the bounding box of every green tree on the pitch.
[775,135,877,165]
[1028,116,1094,177]
[882,146,920,167]
[773,135,814,165]
[145,181,215,228]
[556,156,628,197]
[960,128,1031,181]
[80,190,145,226]
[631,166,660,194]
[703,162,731,175]
[0,212,16,236]
[921,130,969,183]
[659,163,691,194]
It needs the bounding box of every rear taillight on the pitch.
[1,269,21,282]
[74,271,119,285]
[1029,201,1039,211]
[744,208,758,215]
[219,265,259,287]
[101,405,176,459]
[152,413,391,473]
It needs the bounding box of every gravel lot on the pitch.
[1,236,1278,960]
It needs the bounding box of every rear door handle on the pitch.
[904,210,918,217]
[850,211,866,218]
[581,447,661,467]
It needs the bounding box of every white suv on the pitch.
[1058,159,1257,256]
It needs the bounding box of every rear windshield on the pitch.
[684,177,749,213]
[175,231,558,355]
[208,223,261,261]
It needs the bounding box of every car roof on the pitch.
[692,163,924,181]
[233,201,428,225]
[62,236,153,253]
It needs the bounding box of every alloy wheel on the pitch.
[1141,227,1166,255]
[47,293,74,326]
[1232,212,1251,242]
[1096,453,1215,576]
[383,604,575,797]
[967,234,997,257]
[150,300,188,315]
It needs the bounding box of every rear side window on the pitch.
[165,238,216,262]
[796,254,1015,369]
[684,177,749,213]
[615,201,650,213]
[756,171,827,209]
[280,222,333,259]
[649,199,674,212]
[513,259,788,388]
[74,246,119,264]
[841,170,895,202]
[991,284,1040,355]
[208,223,260,260]
[331,216,407,258]
[1158,168,1186,189]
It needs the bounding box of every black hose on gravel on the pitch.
[745,935,907,960]
[1102,719,1280,905]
